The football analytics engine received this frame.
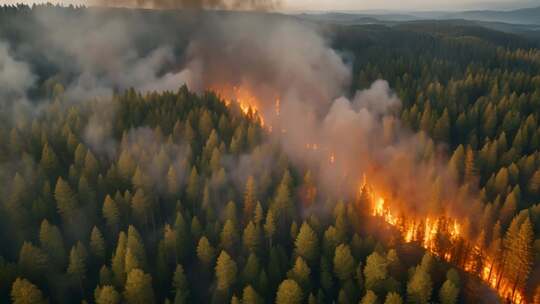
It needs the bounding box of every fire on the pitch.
[212,85,266,126]
[210,85,527,303]
[361,182,527,303]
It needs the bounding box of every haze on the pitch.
[1,0,538,10]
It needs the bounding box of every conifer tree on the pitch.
[275,279,303,304]
[294,222,319,264]
[124,269,155,304]
[11,278,47,304]
[215,251,238,292]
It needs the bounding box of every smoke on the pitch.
[30,9,194,100]
[0,41,35,104]
[0,6,483,232]
[172,14,482,230]
[89,0,281,10]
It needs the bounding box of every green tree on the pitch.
[275,279,303,304]
[18,242,48,277]
[55,177,77,222]
[243,221,260,253]
[111,232,127,286]
[186,166,199,204]
[243,176,256,220]
[197,236,216,268]
[439,279,458,304]
[90,226,106,262]
[294,222,319,264]
[360,290,378,304]
[384,292,403,304]
[242,285,261,304]
[39,219,66,268]
[287,257,311,289]
[333,244,355,281]
[11,278,47,304]
[40,143,59,177]
[220,220,238,252]
[264,211,276,247]
[215,251,238,291]
[124,269,155,304]
[407,266,432,304]
[241,253,260,285]
[364,251,388,293]
[102,195,120,232]
[95,285,120,304]
[172,264,189,304]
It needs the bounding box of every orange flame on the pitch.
[212,85,266,126]
[363,182,527,304]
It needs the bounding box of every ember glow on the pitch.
[361,181,527,304]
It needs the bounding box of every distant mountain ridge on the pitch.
[438,6,540,25]
[300,6,540,25]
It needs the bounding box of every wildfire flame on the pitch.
[212,85,266,126]
[210,86,527,303]
[363,182,526,304]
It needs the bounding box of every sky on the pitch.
[0,0,538,11]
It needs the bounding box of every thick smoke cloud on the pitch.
[89,0,280,10]
[0,41,35,102]
[174,14,482,231]
[31,9,193,100]
[0,6,482,234]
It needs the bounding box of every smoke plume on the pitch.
[89,0,280,10]
[175,14,480,226]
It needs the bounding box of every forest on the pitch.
[0,3,540,304]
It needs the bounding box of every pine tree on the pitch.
[174,211,191,261]
[384,292,403,304]
[167,165,181,197]
[197,236,216,268]
[287,257,311,290]
[186,166,199,204]
[55,177,77,222]
[407,266,432,304]
[275,279,303,304]
[243,176,256,222]
[294,222,319,264]
[125,249,141,274]
[360,290,378,304]
[95,285,121,304]
[67,242,87,296]
[241,253,260,285]
[215,251,237,292]
[264,210,276,247]
[18,242,48,278]
[464,147,477,183]
[254,202,264,225]
[90,226,106,262]
[364,251,388,293]
[242,285,261,304]
[334,244,355,281]
[172,264,189,304]
[131,189,151,227]
[124,269,155,304]
[220,220,238,252]
[111,232,127,287]
[99,265,114,286]
[102,195,120,232]
[439,279,458,304]
[242,221,260,253]
[39,219,66,268]
[40,143,59,177]
[11,278,47,304]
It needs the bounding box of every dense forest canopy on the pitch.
[0,4,540,304]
